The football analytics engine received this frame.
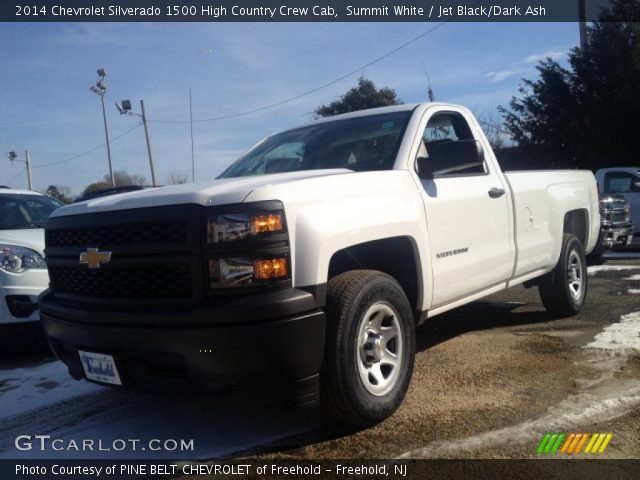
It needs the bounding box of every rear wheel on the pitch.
[320,270,415,426]
[539,234,587,317]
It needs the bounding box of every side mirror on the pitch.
[417,140,485,179]
[634,181,640,189]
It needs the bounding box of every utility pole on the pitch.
[7,150,33,190]
[140,100,157,187]
[116,99,157,187]
[25,150,33,191]
[189,88,195,183]
[578,0,588,52]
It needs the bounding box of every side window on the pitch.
[25,200,53,223]
[419,112,486,176]
[604,172,640,193]
[423,114,468,143]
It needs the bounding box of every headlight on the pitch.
[0,245,46,273]
[206,210,284,243]
[208,257,288,288]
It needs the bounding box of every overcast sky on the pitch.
[0,22,578,194]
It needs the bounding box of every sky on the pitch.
[0,21,579,194]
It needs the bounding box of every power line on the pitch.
[32,122,142,168]
[148,21,451,125]
[6,168,25,186]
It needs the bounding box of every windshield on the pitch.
[0,194,63,230]
[219,111,412,178]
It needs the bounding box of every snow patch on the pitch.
[624,274,640,281]
[628,289,640,294]
[398,311,640,459]
[587,265,640,276]
[0,361,100,419]
[397,381,640,458]
[585,311,640,353]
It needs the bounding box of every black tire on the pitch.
[539,234,587,317]
[320,270,416,427]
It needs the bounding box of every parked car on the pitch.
[39,103,600,426]
[1,188,63,345]
[589,193,633,257]
[596,167,640,246]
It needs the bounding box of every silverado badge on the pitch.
[79,248,111,269]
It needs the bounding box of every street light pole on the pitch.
[140,100,157,187]
[100,92,115,187]
[91,68,115,187]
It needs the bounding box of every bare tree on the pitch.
[473,108,513,151]
[166,169,189,185]
[102,170,147,187]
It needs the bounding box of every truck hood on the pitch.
[51,169,352,218]
[0,228,45,255]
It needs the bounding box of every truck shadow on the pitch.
[415,300,554,352]
[1,298,559,461]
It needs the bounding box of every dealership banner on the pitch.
[4,0,639,22]
[4,459,640,479]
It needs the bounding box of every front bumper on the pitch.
[594,223,634,252]
[0,269,49,325]
[40,288,325,406]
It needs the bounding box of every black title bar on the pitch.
[4,459,640,480]
[3,0,635,22]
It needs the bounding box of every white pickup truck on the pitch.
[40,103,599,426]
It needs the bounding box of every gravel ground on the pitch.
[255,256,640,459]
[2,256,639,462]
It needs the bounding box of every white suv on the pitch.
[0,187,62,345]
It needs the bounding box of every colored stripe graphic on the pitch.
[567,433,583,454]
[598,434,613,453]
[539,433,613,455]
[545,433,559,453]
[584,434,598,453]
[537,434,551,454]
[560,433,575,453]
[574,433,589,454]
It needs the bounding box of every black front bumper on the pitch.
[40,288,325,407]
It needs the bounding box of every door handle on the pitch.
[488,187,506,198]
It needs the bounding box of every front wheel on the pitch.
[539,234,587,317]
[320,270,416,427]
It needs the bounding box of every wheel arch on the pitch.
[326,236,423,319]
[563,208,589,248]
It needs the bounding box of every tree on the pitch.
[315,77,402,117]
[81,181,111,198]
[473,108,513,151]
[45,185,73,204]
[166,169,189,185]
[105,170,147,187]
[499,0,640,169]
[80,170,147,198]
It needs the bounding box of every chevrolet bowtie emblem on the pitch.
[79,248,111,268]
